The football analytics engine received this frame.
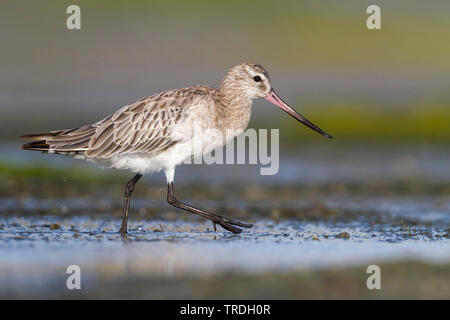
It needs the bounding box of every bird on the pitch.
[20,62,332,234]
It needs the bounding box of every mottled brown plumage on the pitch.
[21,62,332,234]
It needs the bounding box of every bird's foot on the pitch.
[212,215,253,234]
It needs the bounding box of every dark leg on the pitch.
[119,173,142,234]
[167,182,253,234]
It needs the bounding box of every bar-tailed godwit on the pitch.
[21,62,332,234]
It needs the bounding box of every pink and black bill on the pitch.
[265,89,333,139]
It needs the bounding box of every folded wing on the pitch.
[21,89,193,158]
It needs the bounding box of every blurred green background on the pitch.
[1,0,450,143]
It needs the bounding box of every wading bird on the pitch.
[21,62,332,234]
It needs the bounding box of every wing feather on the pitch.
[85,88,203,159]
[21,86,215,158]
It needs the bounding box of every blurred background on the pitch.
[0,0,449,299]
[1,0,450,142]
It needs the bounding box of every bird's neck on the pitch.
[216,86,252,135]
[219,86,251,108]
[219,73,252,105]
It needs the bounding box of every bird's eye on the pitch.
[253,76,261,82]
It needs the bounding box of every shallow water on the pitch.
[0,196,449,296]
[1,217,449,274]
[0,144,449,298]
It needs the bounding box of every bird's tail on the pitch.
[20,131,64,152]
[20,126,95,155]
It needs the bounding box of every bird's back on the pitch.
[21,85,219,160]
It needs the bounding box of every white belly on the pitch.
[89,127,243,175]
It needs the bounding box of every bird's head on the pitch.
[220,62,271,100]
[220,62,333,139]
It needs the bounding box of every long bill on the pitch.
[265,88,333,139]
